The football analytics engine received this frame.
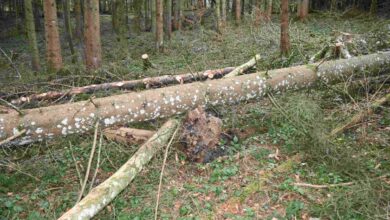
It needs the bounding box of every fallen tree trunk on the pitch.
[58,119,179,220]
[10,67,235,105]
[1,52,389,145]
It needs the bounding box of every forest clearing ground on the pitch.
[0,12,390,219]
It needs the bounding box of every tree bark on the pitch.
[58,119,179,220]
[215,0,222,33]
[24,0,41,71]
[151,0,156,33]
[224,54,260,78]
[370,0,377,16]
[156,0,164,51]
[43,0,63,72]
[104,127,155,144]
[165,0,172,40]
[1,52,389,145]
[63,0,77,63]
[221,0,226,26]
[84,0,102,70]
[115,0,128,58]
[11,67,235,105]
[74,0,83,40]
[266,0,272,18]
[235,0,241,25]
[280,0,290,55]
[297,0,308,20]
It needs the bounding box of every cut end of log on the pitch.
[141,54,149,60]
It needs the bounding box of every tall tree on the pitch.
[24,0,40,71]
[43,0,63,71]
[115,0,128,57]
[235,0,241,25]
[370,0,377,16]
[63,0,76,63]
[221,0,226,26]
[215,0,222,33]
[280,0,290,55]
[151,0,156,33]
[165,0,172,39]
[266,0,272,19]
[156,0,164,51]
[297,0,308,20]
[74,0,83,40]
[84,0,102,70]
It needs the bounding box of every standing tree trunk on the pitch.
[74,0,83,40]
[115,0,128,58]
[173,0,179,30]
[221,0,226,26]
[280,0,290,55]
[370,0,377,16]
[165,0,172,40]
[24,0,40,71]
[63,0,77,63]
[235,0,241,25]
[32,0,42,31]
[266,0,272,19]
[297,0,308,20]
[156,0,164,52]
[43,0,63,72]
[151,0,156,33]
[215,0,222,33]
[84,0,102,70]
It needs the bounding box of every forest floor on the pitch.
[1,11,390,220]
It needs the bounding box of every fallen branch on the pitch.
[1,52,389,145]
[58,119,180,220]
[11,67,235,105]
[293,182,354,188]
[331,93,390,136]
[224,54,261,78]
[103,127,155,145]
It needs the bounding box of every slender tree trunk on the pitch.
[266,0,272,18]
[24,0,40,71]
[172,0,178,30]
[84,0,102,70]
[370,0,377,16]
[280,0,290,55]
[74,0,83,40]
[156,0,164,51]
[115,0,128,57]
[63,0,76,63]
[151,0,156,33]
[235,0,241,25]
[221,0,226,26]
[1,52,389,145]
[165,0,172,39]
[43,0,63,72]
[32,0,42,31]
[215,0,222,33]
[297,0,308,20]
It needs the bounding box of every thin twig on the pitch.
[154,126,180,220]
[0,48,21,78]
[0,98,24,115]
[0,129,26,146]
[69,141,83,188]
[89,132,103,192]
[0,161,40,181]
[77,121,99,203]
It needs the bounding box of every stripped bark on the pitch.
[224,54,261,78]
[58,119,179,220]
[1,52,390,145]
[104,127,155,144]
[330,93,390,136]
[11,67,235,105]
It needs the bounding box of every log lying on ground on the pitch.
[58,119,179,220]
[331,93,390,136]
[103,127,155,145]
[1,52,389,145]
[10,67,235,105]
